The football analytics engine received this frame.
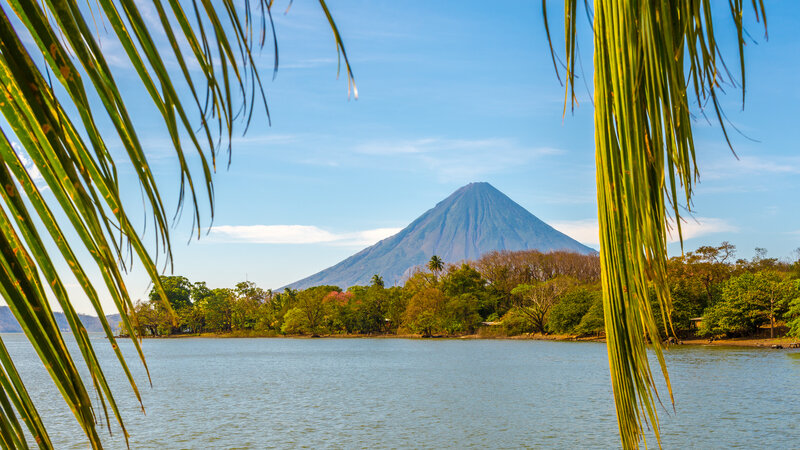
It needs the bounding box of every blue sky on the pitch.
[18,1,800,313]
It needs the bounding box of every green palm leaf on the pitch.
[0,0,352,448]
[545,0,766,447]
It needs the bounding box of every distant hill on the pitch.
[0,306,122,333]
[285,182,596,290]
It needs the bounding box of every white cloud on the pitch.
[209,225,401,246]
[671,217,738,241]
[345,227,403,246]
[11,142,46,186]
[211,225,337,244]
[551,216,738,247]
[550,219,600,246]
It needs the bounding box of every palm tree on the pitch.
[371,274,385,289]
[427,255,444,282]
[544,1,767,447]
[0,1,352,448]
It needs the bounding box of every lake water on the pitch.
[5,334,800,449]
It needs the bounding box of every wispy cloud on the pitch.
[280,57,338,69]
[231,134,298,146]
[356,137,563,157]
[551,216,738,247]
[104,134,297,166]
[354,137,565,181]
[209,224,401,246]
[703,154,800,180]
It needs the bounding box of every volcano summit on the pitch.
[285,182,595,289]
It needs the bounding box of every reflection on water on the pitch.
[4,334,799,449]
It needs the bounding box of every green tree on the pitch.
[702,271,797,337]
[292,286,340,336]
[178,307,204,335]
[510,277,576,334]
[346,285,387,334]
[682,243,737,307]
[785,282,800,337]
[200,289,235,333]
[147,276,195,335]
[574,294,605,337]
[133,301,159,337]
[440,294,482,335]
[383,287,410,333]
[498,308,537,336]
[235,281,267,303]
[440,264,485,296]
[440,263,495,318]
[191,282,213,305]
[230,281,266,331]
[270,288,299,331]
[281,308,309,335]
[149,276,193,310]
[789,249,800,280]
[547,288,599,334]
[402,287,446,337]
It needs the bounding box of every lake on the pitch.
[5,334,800,449]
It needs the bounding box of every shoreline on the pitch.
[115,332,800,348]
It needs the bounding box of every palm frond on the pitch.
[545,0,766,447]
[0,0,353,447]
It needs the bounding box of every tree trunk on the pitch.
[770,315,774,339]
[770,289,775,339]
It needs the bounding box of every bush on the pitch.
[281,307,308,335]
[574,294,604,336]
[547,288,597,334]
[788,294,800,338]
[500,308,537,336]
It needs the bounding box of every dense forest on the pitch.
[132,244,800,340]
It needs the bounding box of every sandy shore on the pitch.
[680,336,800,348]
[119,331,800,348]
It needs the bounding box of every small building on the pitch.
[689,317,703,329]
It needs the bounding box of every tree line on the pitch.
[131,244,800,340]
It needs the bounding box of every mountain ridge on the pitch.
[0,306,121,333]
[284,182,595,290]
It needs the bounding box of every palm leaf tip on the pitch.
[544,0,767,447]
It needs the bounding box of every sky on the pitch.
[10,1,800,314]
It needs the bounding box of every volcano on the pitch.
[285,182,595,289]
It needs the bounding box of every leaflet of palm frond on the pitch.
[0,0,355,447]
[543,0,766,447]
